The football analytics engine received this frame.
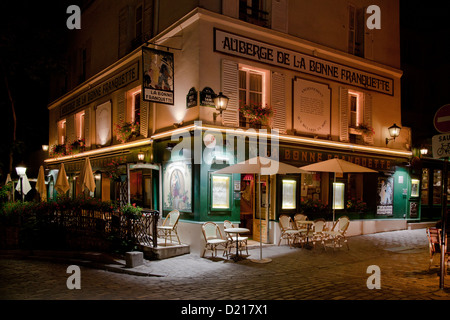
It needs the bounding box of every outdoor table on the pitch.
[224,227,250,262]
[296,220,314,248]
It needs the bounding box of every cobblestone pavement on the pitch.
[1,229,450,302]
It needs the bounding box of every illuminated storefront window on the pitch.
[333,182,345,210]
[282,179,296,209]
[211,175,231,210]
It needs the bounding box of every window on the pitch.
[349,90,362,128]
[282,179,297,209]
[133,92,141,125]
[135,5,143,40]
[211,175,231,210]
[76,111,85,141]
[239,0,270,27]
[239,66,268,127]
[348,4,365,57]
[58,119,66,145]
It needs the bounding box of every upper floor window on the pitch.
[135,5,143,41]
[58,119,66,145]
[133,91,141,125]
[238,65,269,128]
[348,4,365,58]
[239,0,270,28]
[76,110,85,141]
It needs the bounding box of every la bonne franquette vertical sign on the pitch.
[432,104,450,159]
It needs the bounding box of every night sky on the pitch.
[0,0,449,181]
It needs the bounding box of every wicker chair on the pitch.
[201,222,229,258]
[224,220,248,255]
[157,209,181,246]
[310,218,328,250]
[278,214,303,247]
[324,216,350,250]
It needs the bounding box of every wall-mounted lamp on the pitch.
[42,145,49,152]
[420,147,429,156]
[94,172,102,181]
[385,123,401,145]
[137,152,145,162]
[213,92,229,121]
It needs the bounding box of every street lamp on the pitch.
[42,145,49,152]
[385,123,401,145]
[137,152,145,162]
[15,164,27,202]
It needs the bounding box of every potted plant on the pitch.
[239,103,273,128]
[50,143,68,157]
[120,203,143,220]
[115,121,140,143]
[69,139,85,154]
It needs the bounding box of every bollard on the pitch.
[125,251,144,268]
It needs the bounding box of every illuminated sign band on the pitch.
[214,29,394,95]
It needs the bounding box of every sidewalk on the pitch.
[1,228,450,300]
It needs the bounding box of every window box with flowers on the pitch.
[239,103,273,129]
[69,139,85,154]
[115,121,140,143]
[50,143,69,158]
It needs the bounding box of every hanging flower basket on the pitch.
[239,103,273,127]
[115,121,140,143]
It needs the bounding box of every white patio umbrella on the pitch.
[36,165,47,202]
[215,156,307,263]
[78,157,96,194]
[55,163,70,195]
[299,158,377,222]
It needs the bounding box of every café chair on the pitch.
[324,216,350,250]
[278,214,303,248]
[157,209,181,246]
[201,222,229,258]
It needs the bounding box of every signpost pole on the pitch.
[440,159,448,290]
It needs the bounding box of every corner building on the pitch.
[46,0,416,255]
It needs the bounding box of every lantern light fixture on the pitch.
[138,152,145,161]
[213,92,229,116]
[385,123,401,145]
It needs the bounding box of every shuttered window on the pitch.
[221,59,240,127]
[271,72,286,133]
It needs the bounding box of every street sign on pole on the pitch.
[432,133,450,159]
[434,104,450,133]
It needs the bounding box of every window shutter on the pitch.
[363,93,374,145]
[339,87,349,142]
[143,0,153,41]
[222,0,239,18]
[221,59,239,127]
[272,0,288,33]
[364,7,374,60]
[140,94,149,138]
[66,114,76,144]
[117,91,126,126]
[271,72,286,133]
[119,6,131,58]
[84,108,91,147]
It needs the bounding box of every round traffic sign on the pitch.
[434,104,450,133]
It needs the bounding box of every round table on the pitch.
[224,227,250,262]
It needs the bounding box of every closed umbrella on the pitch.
[78,157,96,193]
[36,165,47,202]
[215,156,306,263]
[299,158,377,222]
[55,163,70,195]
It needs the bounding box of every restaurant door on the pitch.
[240,174,254,236]
[254,175,270,243]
